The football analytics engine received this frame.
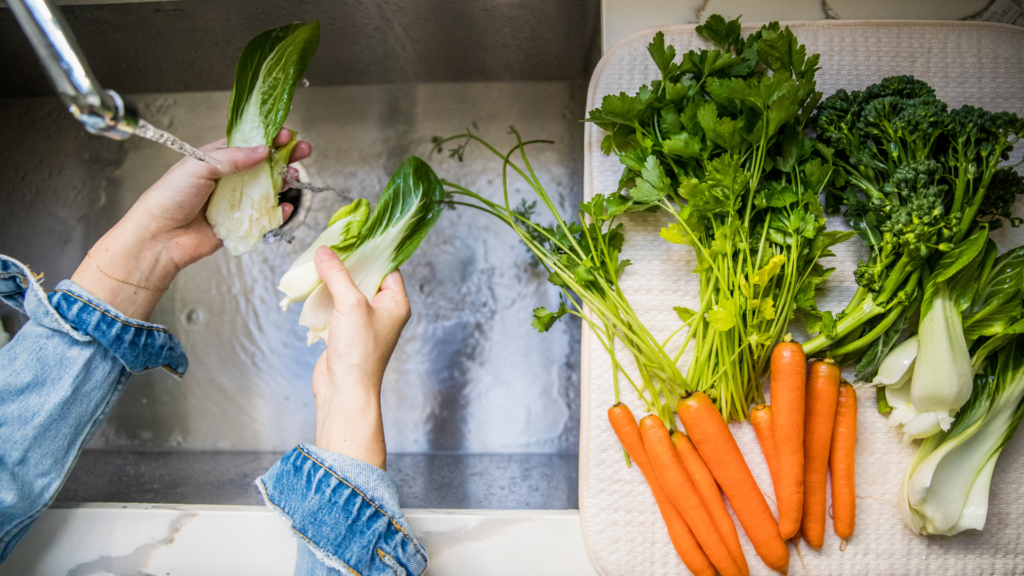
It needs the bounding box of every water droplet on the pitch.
[300,78,310,88]
[184,308,204,326]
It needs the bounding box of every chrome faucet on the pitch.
[8,0,138,140]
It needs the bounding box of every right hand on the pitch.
[310,246,411,467]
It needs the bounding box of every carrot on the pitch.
[800,359,841,550]
[677,392,790,575]
[672,430,750,576]
[830,381,857,541]
[640,416,743,576]
[770,336,807,540]
[750,404,782,509]
[608,404,715,576]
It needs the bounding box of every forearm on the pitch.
[0,321,127,561]
[315,386,386,470]
[0,255,188,561]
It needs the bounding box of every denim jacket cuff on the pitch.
[258,444,428,576]
[0,255,188,376]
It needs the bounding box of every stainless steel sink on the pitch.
[0,0,600,509]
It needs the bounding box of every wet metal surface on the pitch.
[0,0,600,98]
[0,82,584,466]
[56,451,579,509]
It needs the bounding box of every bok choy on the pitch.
[870,238,1024,534]
[207,21,320,256]
[278,157,446,345]
[901,336,1024,535]
[874,236,1024,441]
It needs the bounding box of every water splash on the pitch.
[272,148,334,193]
[135,119,219,167]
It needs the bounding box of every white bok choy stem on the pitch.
[286,157,446,346]
[278,199,369,310]
[901,337,1024,535]
[207,21,320,256]
[910,282,973,428]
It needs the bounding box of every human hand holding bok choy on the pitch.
[277,157,446,346]
[71,128,311,322]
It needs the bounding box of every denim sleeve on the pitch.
[0,255,188,562]
[258,444,428,576]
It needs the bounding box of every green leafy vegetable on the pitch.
[207,21,320,256]
[804,75,1024,372]
[277,199,370,311]
[434,129,689,430]
[281,157,446,345]
[585,17,851,420]
[901,337,1024,535]
[873,241,1024,446]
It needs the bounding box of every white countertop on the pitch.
[0,504,599,576]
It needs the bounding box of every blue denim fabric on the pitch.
[0,254,188,562]
[259,444,428,576]
[1,254,420,574]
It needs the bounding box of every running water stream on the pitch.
[134,119,333,193]
[134,119,217,166]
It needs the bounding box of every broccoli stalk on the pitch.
[803,76,1024,378]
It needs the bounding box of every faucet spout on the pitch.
[8,0,138,140]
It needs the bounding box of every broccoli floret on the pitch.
[888,159,943,193]
[860,75,935,101]
[854,261,883,292]
[808,75,1024,365]
[883,183,949,256]
[976,168,1024,230]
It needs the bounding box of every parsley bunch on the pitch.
[587,16,851,421]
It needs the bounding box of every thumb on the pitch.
[203,144,270,178]
[314,246,364,308]
[175,144,269,182]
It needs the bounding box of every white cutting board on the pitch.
[580,20,1024,576]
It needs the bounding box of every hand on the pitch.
[310,246,411,469]
[71,129,311,321]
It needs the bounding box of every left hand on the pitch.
[71,128,311,321]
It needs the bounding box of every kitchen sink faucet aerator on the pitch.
[8,0,139,140]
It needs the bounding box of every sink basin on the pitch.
[0,0,600,511]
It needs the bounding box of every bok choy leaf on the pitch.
[277,199,370,311]
[207,21,320,256]
[283,157,446,345]
[901,337,1024,535]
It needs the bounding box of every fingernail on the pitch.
[254,145,270,155]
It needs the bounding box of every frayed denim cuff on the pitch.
[258,444,428,576]
[0,255,187,376]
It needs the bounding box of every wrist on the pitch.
[71,222,180,321]
[315,387,386,469]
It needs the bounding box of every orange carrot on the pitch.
[801,359,841,550]
[640,416,743,576]
[830,382,857,541]
[608,404,715,576]
[672,430,750,576]
[750,404,782,509]
[677,392,790,575]
[770,337,807,540]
